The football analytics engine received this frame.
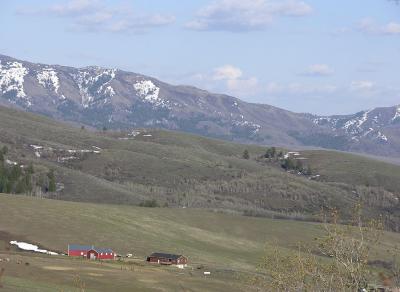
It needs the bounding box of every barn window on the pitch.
[81,252,84,256]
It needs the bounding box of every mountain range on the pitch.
[1,54,399,157]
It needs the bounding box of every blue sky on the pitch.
[1,0,399,115]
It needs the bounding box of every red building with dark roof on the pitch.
[68,245,115,260]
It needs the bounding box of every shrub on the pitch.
[139,199,159,208]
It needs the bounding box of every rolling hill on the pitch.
[1,105,400,230]
[1,54,400,157]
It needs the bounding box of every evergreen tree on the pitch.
[0,150,35,195]
[295,159,304,172]
[27,163,34,175]
[282,158,295,170]
[47,170,56,192]
[243,149,250,160]
[15,176,28,194]
[1,146,8,155]
[5,179,12,194]
[264,148,272,159]
[9,165,21,190]
[305,165,312,175]
[271,147,276,158]
[265,147,278,159]
[0,176,5,193]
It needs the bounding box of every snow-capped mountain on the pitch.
[307,106,400,156]
[312,107,400,143]
[1,54,400,158]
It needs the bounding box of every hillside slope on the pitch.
[1,54,400,157]
[1,106,400,228]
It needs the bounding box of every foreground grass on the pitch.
[0,253,249,292]
[1,194,400,291]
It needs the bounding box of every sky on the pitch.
[1,0,400,115]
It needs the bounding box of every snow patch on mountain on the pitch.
[134,80,170,108]
[104,85,115,97]
[232,115,261,134]
[343,110,371,135]
[72,68,116,108]
[313,116,339,128]
[312,108,394,143]
[392,106,400,123]
[376,131,388,142]
[37,68,60,94]
[0,61,29,105]
[362,128,374,137]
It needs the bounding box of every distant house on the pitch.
[68,245,115,260]
[147,252,188,268]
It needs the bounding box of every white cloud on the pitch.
[17,0,175,33]
[176,65,260,97]
[303,64,334,77]
[186,0,313,32]
[358,18,400,36]
[272,0,313,16]
[213,65,243,80]
[49,0,99,16]
[382,22,400,35]
[211,65,260,96]
[350,80,376,91]
[227,77,259,95]
[107,14,176,33]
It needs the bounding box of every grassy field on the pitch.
[0,253,252,292]
[0,194,320,270]
[1,194,400,291]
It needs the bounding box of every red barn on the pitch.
[68,245,115,260]
[147,253,188,268]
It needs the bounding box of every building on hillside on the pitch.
[67,244,115,260]
[146,252,188,268]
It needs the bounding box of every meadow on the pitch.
[1,194,400,291]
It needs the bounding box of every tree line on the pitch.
[0,146,56,195]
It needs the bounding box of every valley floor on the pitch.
[1,194,400,291]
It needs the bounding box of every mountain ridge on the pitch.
[1,53,399,157]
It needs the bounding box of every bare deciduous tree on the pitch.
[253,204,390,291]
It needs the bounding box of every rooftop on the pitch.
[68,244,113,253]
[149,253,184,260]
